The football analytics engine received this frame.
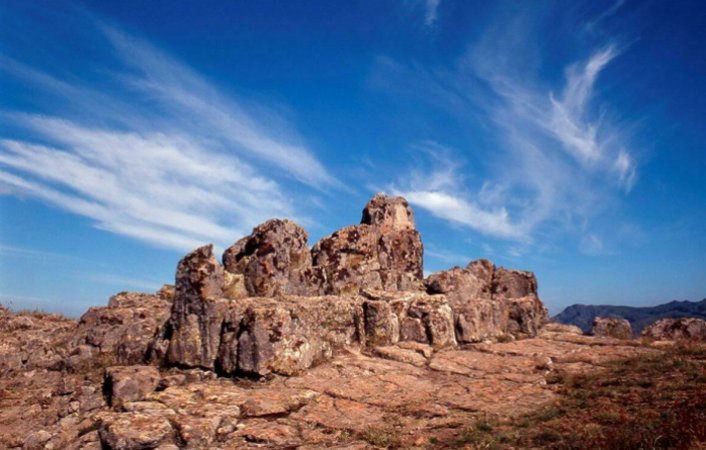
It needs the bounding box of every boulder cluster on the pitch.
[163,193,548,376]
[641,317,706,341]
[72,193,548,377]
[4,194,706,450]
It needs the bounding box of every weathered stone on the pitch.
[222,271,248,300]
[361,193,416,231]
[542,322,584,335]
[98,412,174,450]
[492,268,537,299]
[493,268,548,337]
[166,245,226,370]
[505,294,548,337]
[641,318,706,341]
[362,299,399,346]
[425,261,548,342]
[311,194,424,295]
[592,317,632,339]
[171,415,221,448]
[363,291,456,348]
[72,292,172,367]
[104,366,161,408]
[22,430,52,450]
[168,289,364,376]
[425,262,505,343]
[222,219,318,297]
[234,296,362,376]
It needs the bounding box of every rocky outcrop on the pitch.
[166,245,228,369]
[220,194,424,298]
[361,290,456,348]
[164,193,548,376]
[0,306,75,374]
[424,260,548,343]
[70,290,173,368]
[493,268,547,337]
[223,219,318,297]
[166,279,456,376]
[641,318,706,341]
[592,317,632,339]
[1,258,666,450]
[104,366,161,407]
[311,194,423,295]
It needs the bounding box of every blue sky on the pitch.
[1,0,705,316]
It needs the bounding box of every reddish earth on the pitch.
[1,305,664,449]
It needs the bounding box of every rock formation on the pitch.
[71,289,173,368]
[163,193,546,376]
[592,317,633,339]
[0,193,565,449]
[424,260,548,343]
[641,317,706,341]
[222,219,316,297]
[0,301,661,450]
[310,193,423,294]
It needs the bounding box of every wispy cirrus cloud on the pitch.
[0,20,338,251]
[423,0,441,27]
[379,6,638,252]
[389,142,523,239]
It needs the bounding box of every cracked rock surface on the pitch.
[0,193,691,449]
[1,305,659,449]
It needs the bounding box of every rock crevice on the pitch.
[163,193,547,375]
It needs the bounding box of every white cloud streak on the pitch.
[0,22,338,251]
[102,26,339,189]
[381,8,638,248]
[390,145,524,239]
[423,0,441,27]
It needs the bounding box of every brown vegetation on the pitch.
[433,342,706,449]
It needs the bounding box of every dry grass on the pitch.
[432,342,706,449]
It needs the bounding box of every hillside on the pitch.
[553,298,706,334]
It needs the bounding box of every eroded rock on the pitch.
[223,219,318,297]
[311,194,424,295]
[104,366,161,408]
[425,260,548,343]
[72,291,172,368]
[166,245,226,369]
[641,317,706,341]
[592,317,632,339]
[98,412,174,450]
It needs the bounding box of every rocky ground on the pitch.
[3,194,704,449]
[1,305,666,450]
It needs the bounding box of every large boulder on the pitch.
[168,293,363,376]
[362,291,456,348]
[425,260,548,342]
[222,219,319,297]
[311,194,424,295]
[98,412,175,450]
[231,296,362,376]
[71,290,173,368]
[104,366,161,407]
[361,193,416,231]
[425,261,506,343]
[493,269,547,337]
[641,318,706,341]
[592,317,632,339]
[166,245,227,369]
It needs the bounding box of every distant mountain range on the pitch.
[552,298,706,335]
